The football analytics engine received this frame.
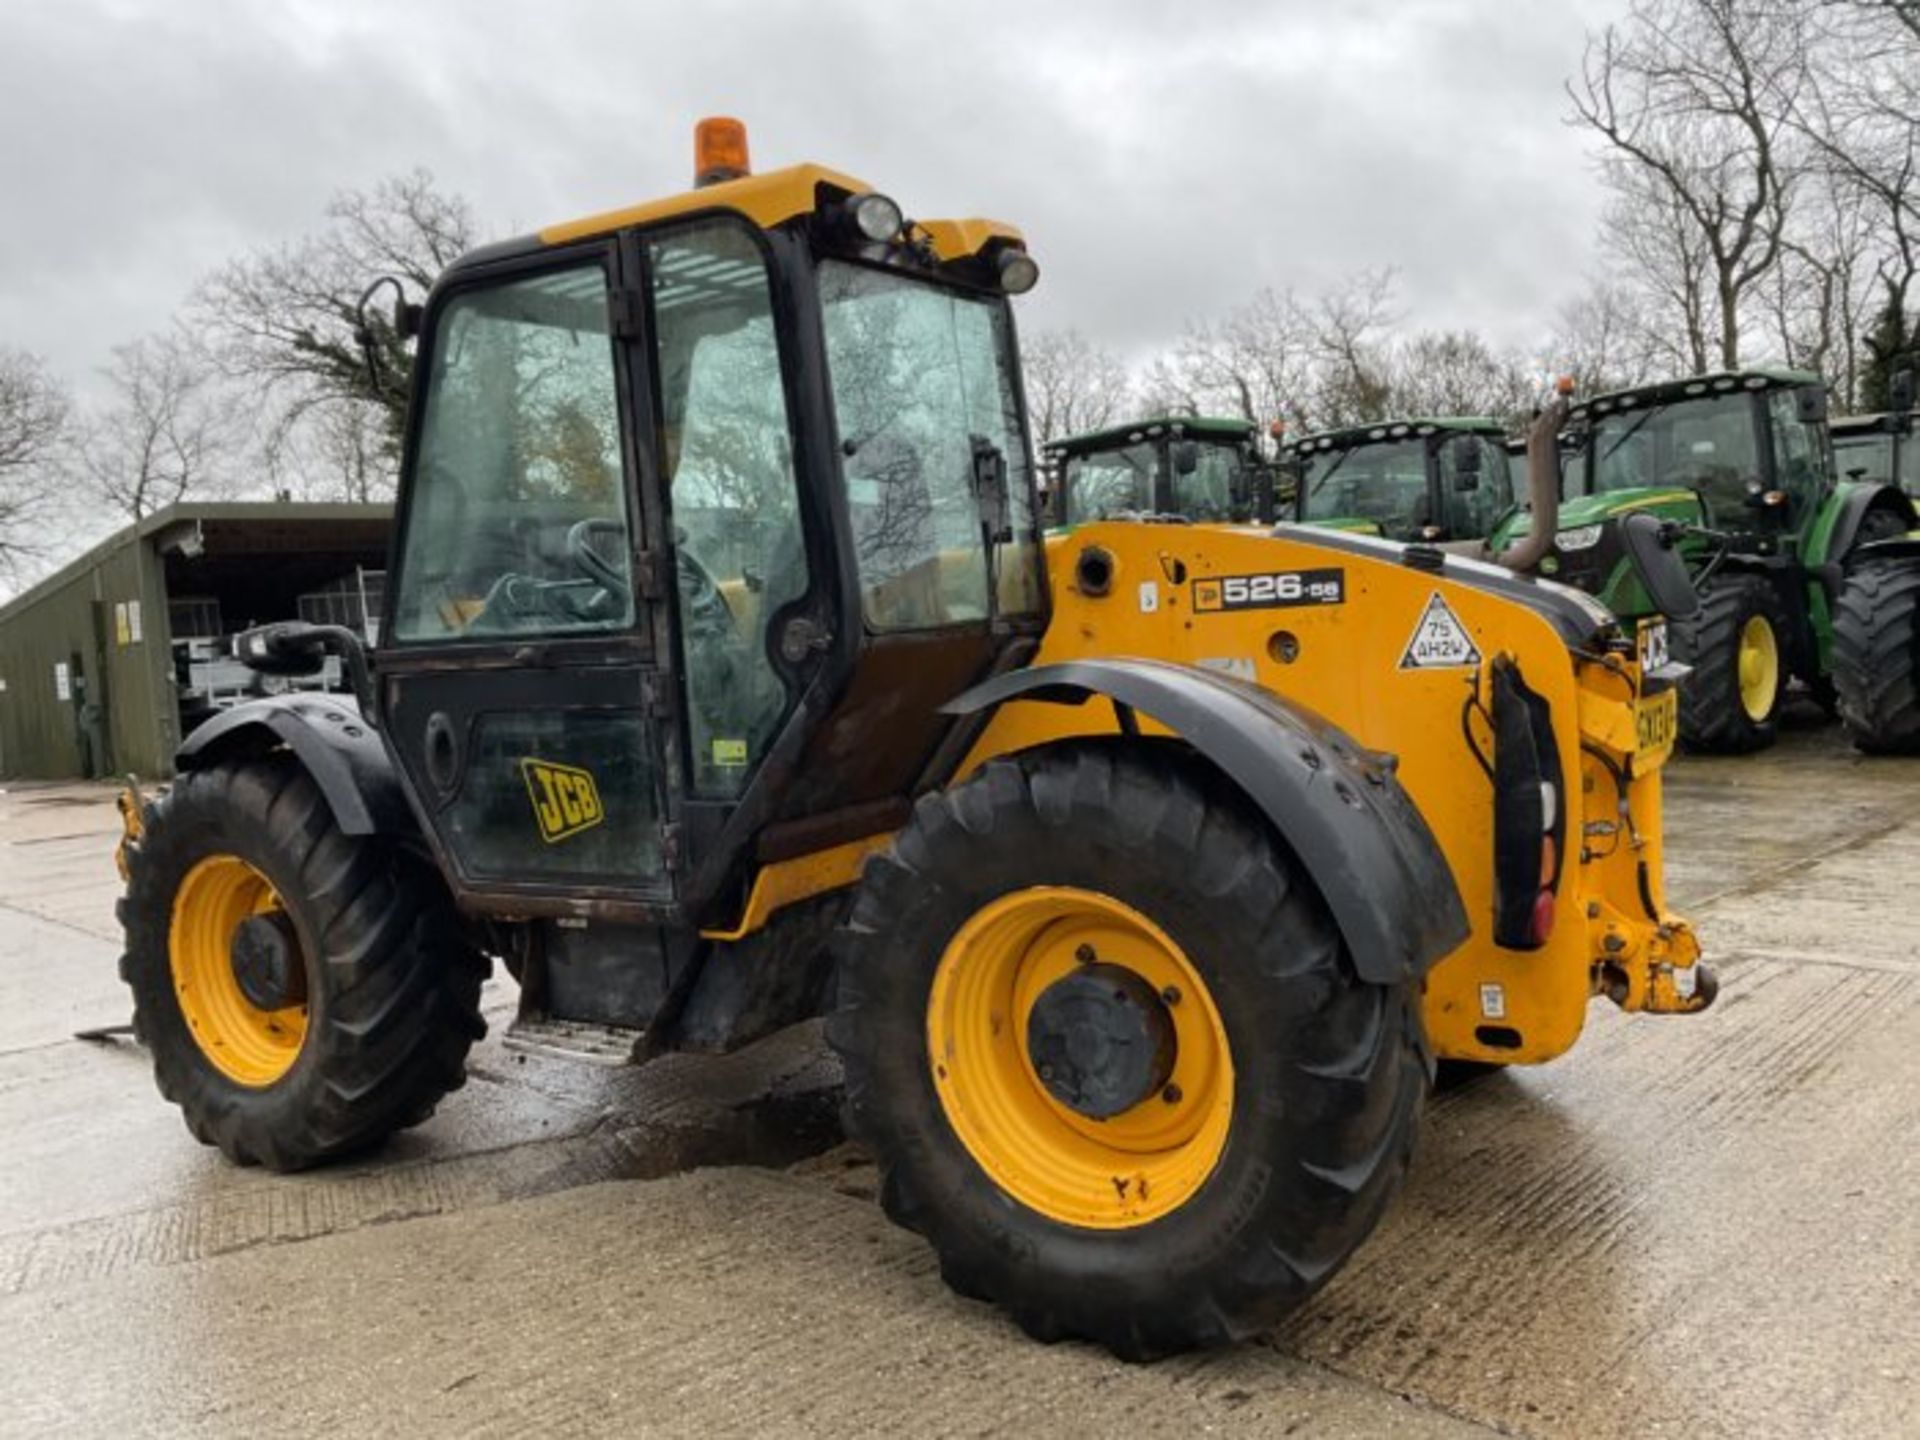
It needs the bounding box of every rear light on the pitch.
[1529,889,1556,946]
[1490,656,1565,951]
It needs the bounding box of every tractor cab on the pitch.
[1043,416,1269,527]
[1516,368,1919,751]
[1831,369,1917,495]
[1286,418,1513,543]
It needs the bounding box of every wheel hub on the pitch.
[230,911,307,1012]
[1025,962,1176,1119]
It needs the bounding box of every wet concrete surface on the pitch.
[2,716,1916,1437]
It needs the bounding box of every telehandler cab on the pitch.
[118,119,1714,1359]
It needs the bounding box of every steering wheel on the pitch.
[567,518,630,596]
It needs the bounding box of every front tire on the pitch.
[827,745,1425,1360]
[1673,575,1787,753]
[1833,560,1920,754]
[118,755,488,1170]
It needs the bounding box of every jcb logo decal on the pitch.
[521,758,604,843]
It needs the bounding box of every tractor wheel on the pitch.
[1833,560,1920,754]
[118,755,487,1170]
[827,745,1425,1360]
[1673,575,1787,753]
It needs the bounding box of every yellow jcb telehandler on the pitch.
[117,119,1712,1359]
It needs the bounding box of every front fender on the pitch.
[1824,482,1918,567]
[177,695,413,837]
[945,658,1470,985]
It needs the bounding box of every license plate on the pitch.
[1635,687,1677,758]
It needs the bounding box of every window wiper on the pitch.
[1598,404,1663,472]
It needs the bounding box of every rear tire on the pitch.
[1833,560,1920,754]
[1673,575,1786,753]
[118,755,488,1170]
[827,744,1425,1360]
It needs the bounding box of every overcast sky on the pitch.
[2,0,1630,394]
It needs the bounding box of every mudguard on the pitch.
[1825,483,1918,567]
[176,695,413,836]
[944,658,1470,985]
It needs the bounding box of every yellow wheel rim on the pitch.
[169,854,308,1087]
[926,887,1234,1229]
[1736,614,1779,721]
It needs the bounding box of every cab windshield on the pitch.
[1833,431,1895,484]
[1299,440,1429,539]
[817,262,1042,630]
[1061,443,1154,523]
[1590,396,1760,518]
[1175,441,1242,522]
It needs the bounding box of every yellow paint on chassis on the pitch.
[958,523,1702,1067]
[926,887,1233,1228]
[169,855,308,1086]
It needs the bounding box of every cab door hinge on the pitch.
[609,286,645,340]
[661,822,685,874]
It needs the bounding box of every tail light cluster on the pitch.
[1490,656,1565,950]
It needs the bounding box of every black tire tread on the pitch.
[118,756,487,1170]
[826,743,1424,1361]
[1833,559,1920,754]
[1672,574,1785,754]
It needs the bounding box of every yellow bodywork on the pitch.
[951,524,1703,1067]
[536,160,1023,261]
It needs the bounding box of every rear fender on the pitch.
[176,695,413,837]
[944,658,1470,985]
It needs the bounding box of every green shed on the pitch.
[0,502,390,781]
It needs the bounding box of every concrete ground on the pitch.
[2,708,1916,1438]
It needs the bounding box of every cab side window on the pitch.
[393,264,633,643]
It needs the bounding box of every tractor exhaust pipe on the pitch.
[1498,390,1572,574]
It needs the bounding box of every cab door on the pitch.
[377,245,673,913]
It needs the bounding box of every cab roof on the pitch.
[1831,411,1909,435]
[1280,416,1506,457]
[445,162,1025,276]
[1045,415,1254,457]
[1570,367,1820,422]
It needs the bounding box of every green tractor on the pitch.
[1043,415,1272,527]
[1830,369,1916,495]
[1284,417,1515,543]
[1496,368,1917,752]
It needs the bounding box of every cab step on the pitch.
[503,1013,645,1066]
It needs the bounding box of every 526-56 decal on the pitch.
[1192,567,1345,613]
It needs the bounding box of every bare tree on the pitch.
[1380,331,1538,420]
[192,169,477,499]
[73,333,231,521]
[1570,0,1810,368]
[1143,271,1398,433]
[1020,329,1133,442]
[1545,278,1663,394]
[0,349,72,573]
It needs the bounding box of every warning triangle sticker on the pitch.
[1399,591,1481,670]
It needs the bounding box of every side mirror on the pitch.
[1795,386,1829,424]
[1894,368,1915,415]
[1172,440,1199,476]
[1619,512,1700,621]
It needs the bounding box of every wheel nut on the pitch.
[1075,943,1097,964]
[1160,985,1181,1006]
[1161,1083,1182,1105]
